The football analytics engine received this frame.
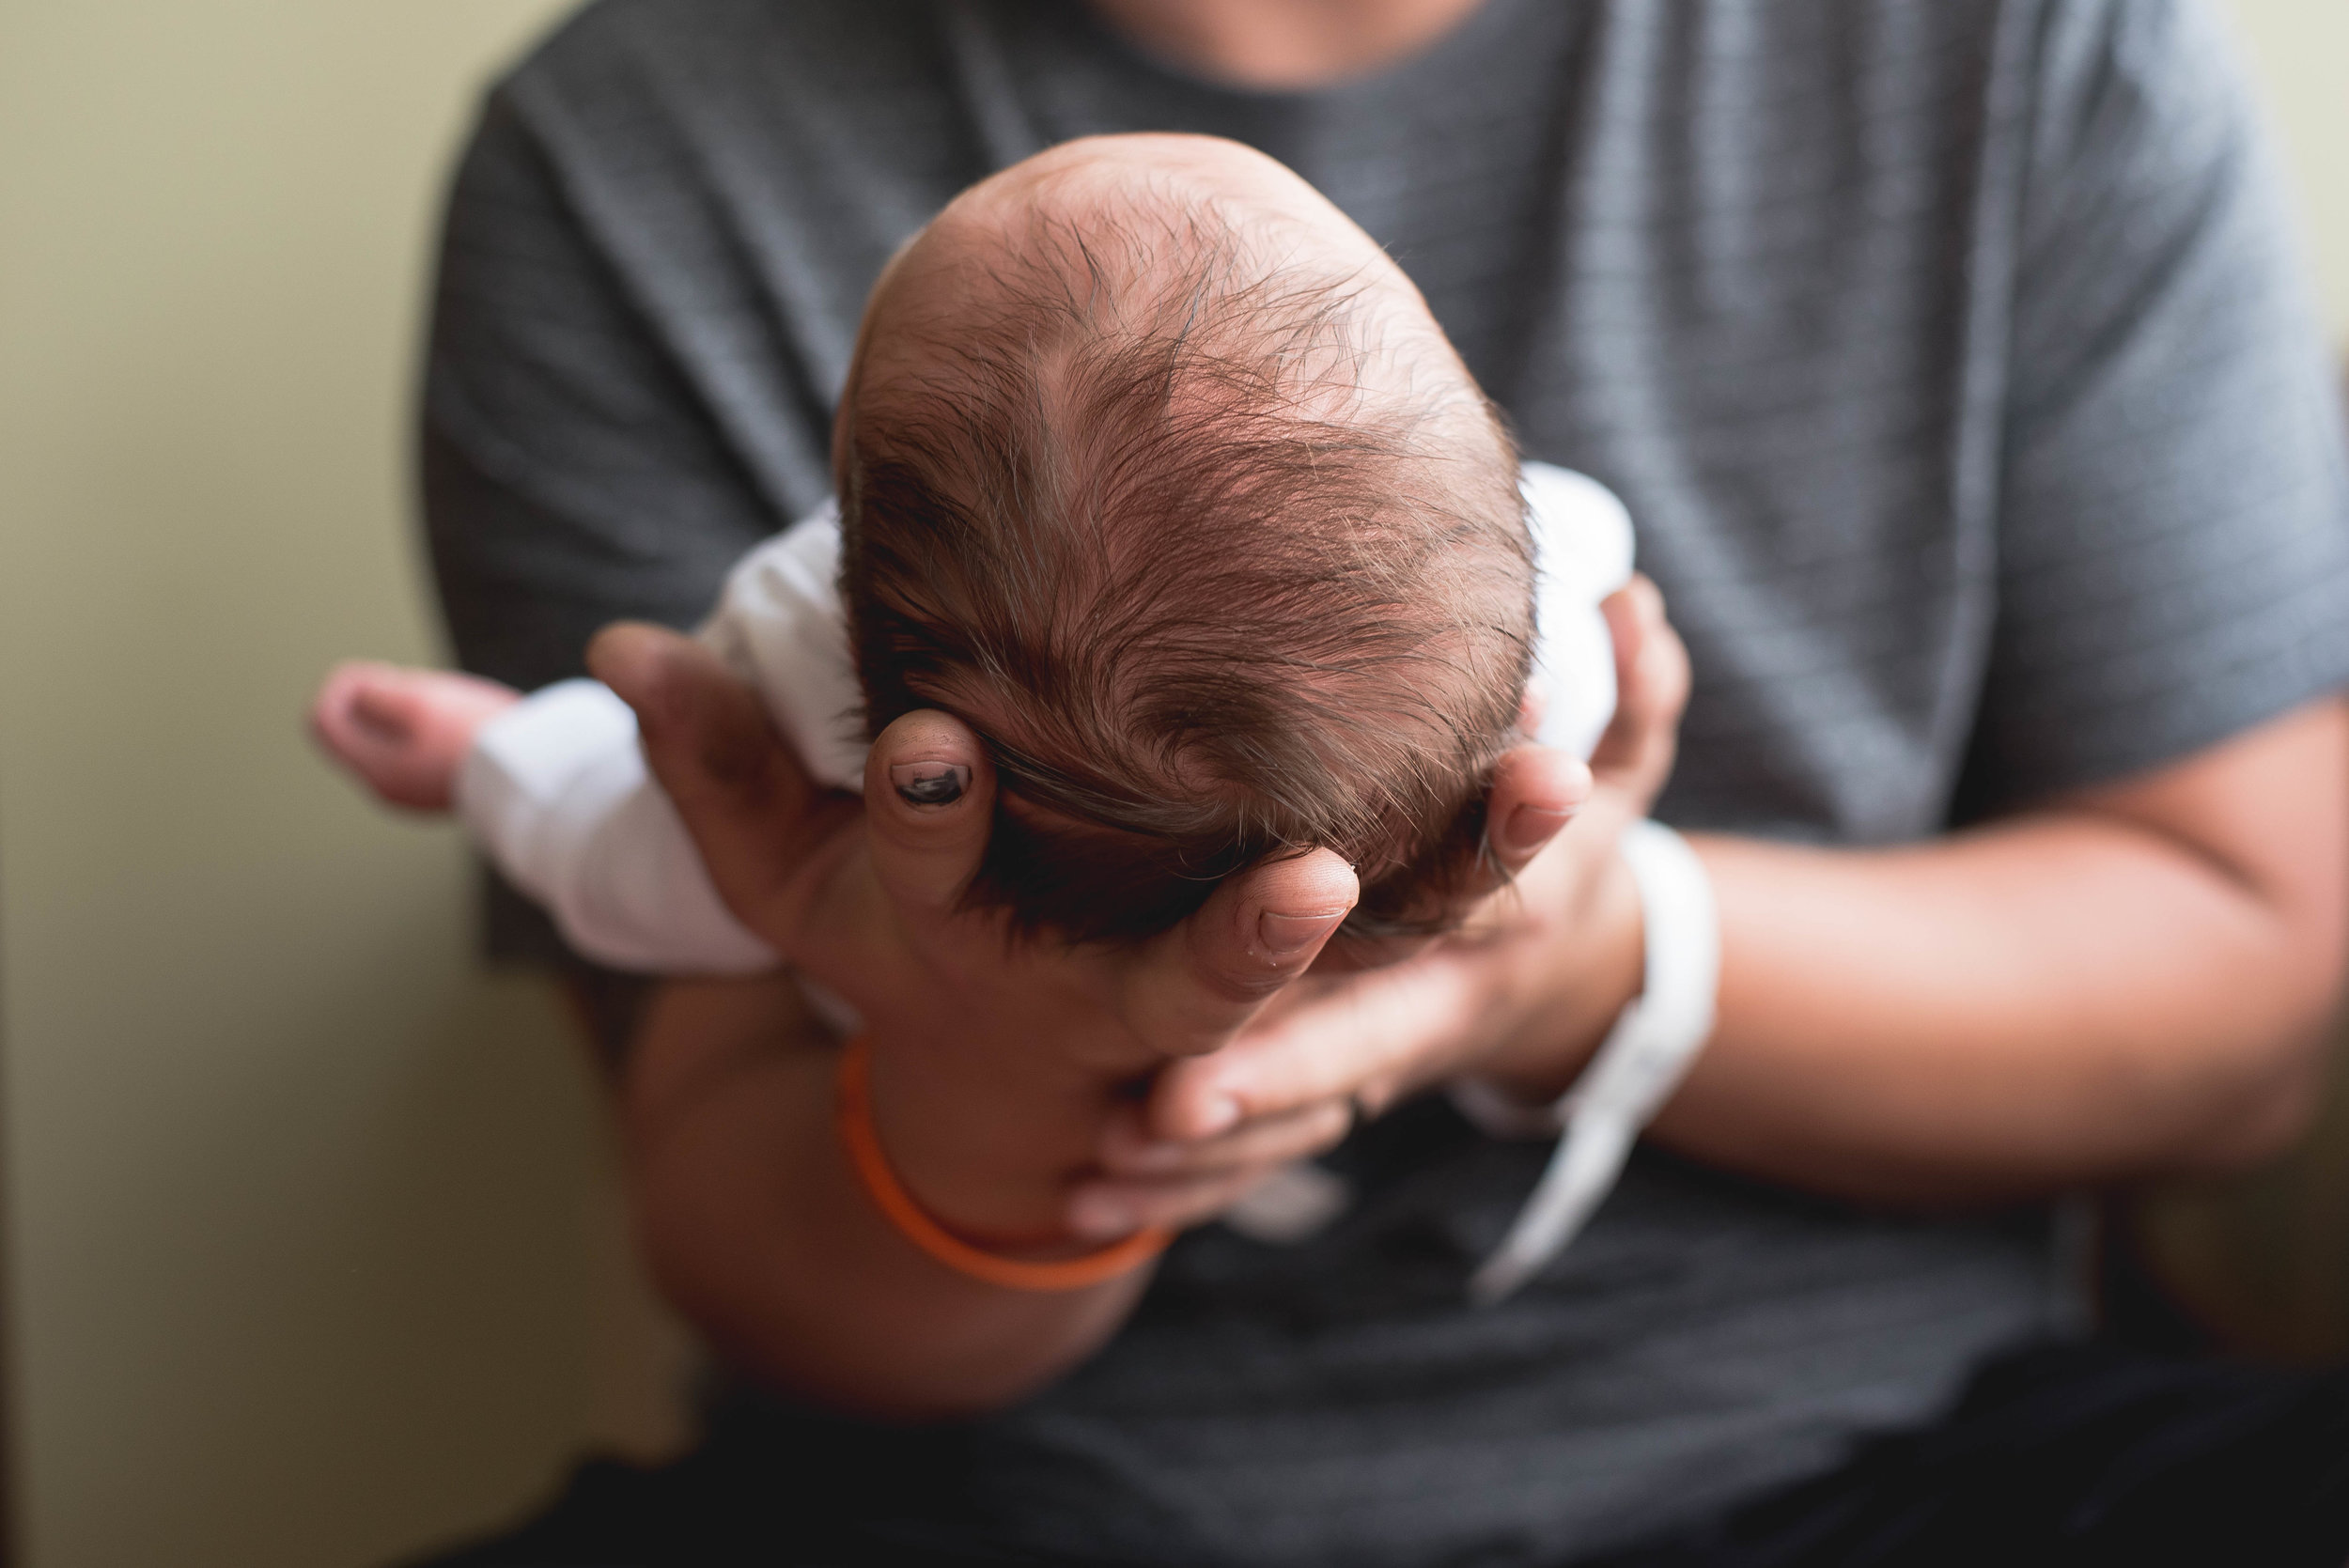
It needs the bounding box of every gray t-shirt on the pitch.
[423,1,2349,1561]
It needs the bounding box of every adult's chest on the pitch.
[1329,4,2015,845]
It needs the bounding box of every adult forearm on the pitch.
[1653,810,2341,1203]
[625,978,1148,1420]
[1069,706,2346,1239]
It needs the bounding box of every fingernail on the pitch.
[1256,908,1346,956]
[1067,1192,1138,1241]
[1501,804,1574,855]
[1191,1094,1240,1138]
[889,760,969,807]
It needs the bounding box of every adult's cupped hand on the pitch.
[1069,576,1692,1238]
[586,621,1393,1239]
[584,626,1358,1074]
[579,582,1668,1241]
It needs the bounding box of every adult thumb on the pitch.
[588,621,850,925]
[860,708,996,933]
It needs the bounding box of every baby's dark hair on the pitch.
[838,194,1534,944]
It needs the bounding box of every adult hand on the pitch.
[1076,576,1692,1236]
[586,621,1361,1240]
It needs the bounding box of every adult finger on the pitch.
[589,622,853,922]
[1096,1096,1353,1181]
[1116,847,1360,1061]
[1589,576,1689,802]
[1482,744,1593,879]
[860,708,996,929]
[1066,1165,1299,1243]
[1145,947,1486,1139]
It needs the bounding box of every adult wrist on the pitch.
[1475,846,1646,1102]
[860,1027,1116,1247]
[1461,820,1721,1302]
[839,1037,1171,1287]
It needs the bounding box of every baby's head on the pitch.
[835,135,1533,943]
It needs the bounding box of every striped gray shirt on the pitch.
[424,1,2349,1560]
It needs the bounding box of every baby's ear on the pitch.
[1516,682,1549,740]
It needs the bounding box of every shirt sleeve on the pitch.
[1958,0,2349,814]
[420,85,805,695]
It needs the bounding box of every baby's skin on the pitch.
[312,661,519,813]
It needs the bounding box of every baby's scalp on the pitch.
[835,134,1535,942]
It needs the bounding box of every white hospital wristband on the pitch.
[1457,818,1720,1305]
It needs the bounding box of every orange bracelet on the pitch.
[833,1034,1172,1292]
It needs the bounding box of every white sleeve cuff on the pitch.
[456,679,779,974]
[1520,460,1636,762]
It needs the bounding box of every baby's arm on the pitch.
[313,661,784,973]
[308,515,856,977]
[458,678,784,973]
[310,661,521,812]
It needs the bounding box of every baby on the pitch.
[315,134,1631,972]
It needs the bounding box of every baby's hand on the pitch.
[309,660,520,813]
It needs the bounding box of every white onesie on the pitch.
[455,460,1633,974]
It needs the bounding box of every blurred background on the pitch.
[0,2,2341,1565]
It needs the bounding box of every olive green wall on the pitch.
[0,3,679,1566]
[0,3,2340,1567]
[2225,0,2349,341]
